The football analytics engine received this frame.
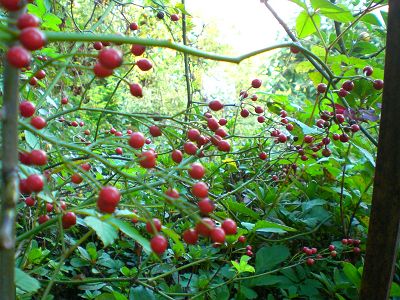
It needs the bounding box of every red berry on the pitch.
[246,250,253,256]
[251,79,262,88]
[131,44,146,56]
[304,135,313,143]
[26,174,44,192]
[353,247,361,254]
[71,173,83,184]
[373,79,384,90]
[19,152,31,165]
[207,118,220,131]
[340,133,349,143]
[351,124,360,132]
[46,203,53,212]
[238,235,246,243]
[218,140,231,152]
[129,22,139,30]
[97,186,121,213]
[29,76,38,86]
[317,83,327,94]
[129,132,145,149]
[290,46,300,54]
[322,148,331,157]
[363,66,373,76]
[171,149,183,163]
[246,245,253,251]
[342,238,348,245]
[330,250,337,257]
[138,150,156,168]
[259,152,267,160]
[60,200,67,210]
[187,129,200,141]
[19,100,35,118]
[150,235,168,254]
[195,218,215,236]
[101,41,111,47]
[98,48,123,69]
[306,258,315,266]
[255,106,264,114]
[129,83,143,97]
[222,218,237,235]
[170,14,180,21]
[278,134,287,143]
[7,46,31,68]
[328,245,335,251]
[192,182,208,198]
[115,147,123,155]
[93,42,103,50]
[257,116,265,123]
[219,118,227,126]
[62,212,77,229]
[20,178,32,195]
[30,116,46,129]
[25,196,35,207]
[184,142,198,155]
[38,215,50,224]
[61,97,68,105]
[189,163,205,179]
[251,94,258,101]
[240,109,249,118]
[165,188,179,200]
[81,163,91,171]
[183,229,198,244]
[338,88,349,97]
[136,59,152,71]
[211,227,226,243]
[240,90,249,98]
[198,198,215,214]
[146,218,162,234]
[19,27,46,51]
[17,13,40,29]
[0,0,22,11]
[94,62,113,77]
[210,135,222,146]
[149,125,162,137]
[342,80,354,91]
[35,69,46,80]
[29,149,47,166]
[209,100,224,111]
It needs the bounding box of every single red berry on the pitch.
[136,59,152,71]
[0,0,22,11]
[218,140,231,152]
[259,152,267,160]
[328,244,335,251]
[304,135,313,143]
[338,88,349,97]
[290,46,300,54]
[146,218,162,234]
[101,41,111,47]
[171,149,183,163]
[240,109,250,118]
[238,235,246,243]
[165,188,179,200]
[251,79,262,88]
[183,228,198,244]
[351,124,360,132]
[246,245,253,251]
[62,212,77,229]
[60,200,67,210]
[150,235,168,254]
[19,152,31,165]
[149,125,162,137]
[138,150,156,168]
[29,76,38,86]
[278,133,287,143]
[353,247,361,254]
[342,238,348,245]
[189,163,205,179]
[187,129,201,141]
[322,148,331,157]
[222,218,237,235]
[306,258,315,266]
[340,133,349,143]
[61,97,68,105]
[207,118,220,131]
[198,198,215,214]
[25,196,35,207]
[342,80,354,92]
[192,182,208,198]
[204,112,212,118]
[97,186,121,213]
[129,132,145,149]
[330,250,337,257]
[257,116,265,123]
[246,250,253,256]
[240,90,249,98]
[94,62,113,77]
[35,69,46,80]
[46,203,53,212]
[129,22,139,30]
[7,46,31,68]
[30,116,46,129]
[336,114,345,123]
[29,149,47,166]
[184,142,198,155]
[317,83,327,94]
[93,42,103,50]
[79,121,85,127]
[38,215,50,224]
[71,173,83,184]
[26,174,44,192]
[19,27,46,51]
[129,83,143,97]
[251,94,258,101]
[210,227,226,243]
[131,44,146,56]
[363,66,373,76]
[373,79,384,90]
[170,14,180,21]
[255,106,264,114]
[98,48,123,69]
[219,118,227,126]
[209,100,224,111]
[210,135,222,146]
[195,218,215,236]
[71,121,78,127]
[17,13,40,29]
[272,174,279,181]
[19,100,36,118]
[115,147,123,155]
[81,163,91,171]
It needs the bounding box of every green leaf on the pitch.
[288,118,321,135]
[361,13,382,26]
[129,286,155,300]
[24,130,39,149]
[42,13,62,31]
[162,226,185,256]
[390,282,400,297]
[289,0,307,9]
[231,255,255,274]
[107,218,151,253]
[296,11,320,38]
[342,262,361,288]
[311,0,354,22]
[85,216,118,247]
[15,268,40,293]
[351,142,375,167]
[222,200,259,220]
[256,245,290,273]
[242,220,296,234]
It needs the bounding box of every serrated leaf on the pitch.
[85,216,118,247]
[15,268,40,293]
[296,11,320,38]
[107,218,151,253]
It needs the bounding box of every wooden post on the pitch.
[360,1,400,299]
